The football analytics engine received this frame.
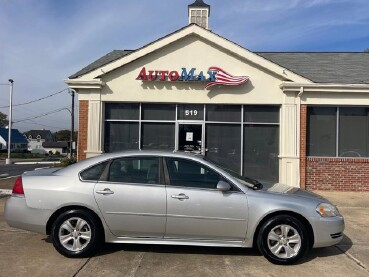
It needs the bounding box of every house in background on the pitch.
[0,128,28,152]
[24,129,55,154]
[42,141,69,156]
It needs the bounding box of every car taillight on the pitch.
[12,176,24,195]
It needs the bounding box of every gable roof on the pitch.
[257,52,369,84]
[66,24,310,84]
[25,130,53,140]
[0,128,28,144]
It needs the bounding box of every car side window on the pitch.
[80,161,109,181]
[108,157,160,184]
[166,158,222,189]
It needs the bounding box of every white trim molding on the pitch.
[64,79,105,89]
[281,82,369,93]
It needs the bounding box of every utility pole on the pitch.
[6,79,14,165]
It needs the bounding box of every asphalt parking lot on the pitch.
[0,191,368,277]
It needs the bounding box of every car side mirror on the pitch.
[217,180,231,192]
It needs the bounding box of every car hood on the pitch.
[262,183,328,202]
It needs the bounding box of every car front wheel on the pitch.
[257,215,309,265]
[51,209,102,258]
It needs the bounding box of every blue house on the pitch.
[0,128,28,152]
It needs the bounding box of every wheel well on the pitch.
[252,211,314,249]
[46,205,105,240]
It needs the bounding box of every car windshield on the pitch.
[203,157,263,190]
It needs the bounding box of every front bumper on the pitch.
[310,215,345,248]
[4,196,51,235]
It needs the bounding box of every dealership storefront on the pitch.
[66,2,369,191]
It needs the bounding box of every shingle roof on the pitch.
[0,128,28,144]
[188,0,210,8]
[25,130,53,140]
[257,52,369,84]
[188,0,211,16]
[69,50,133,79]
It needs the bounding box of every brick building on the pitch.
[66,0,369,191]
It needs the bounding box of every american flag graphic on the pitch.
[205,66,249,89]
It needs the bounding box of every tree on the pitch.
[0,112,9,128]
[54,130,78,142]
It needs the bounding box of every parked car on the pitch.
[4,151,344,264]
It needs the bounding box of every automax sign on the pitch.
[136,66,249,89]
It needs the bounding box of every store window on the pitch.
[307,107,336,157]
[178,104,204,120]
[104,122,139,152]
[141,123,175,150]
[105,103,139,120]
[142,104,176,121]
[307,106,369,157]
[206,105,241,122]
[206,124,241,174]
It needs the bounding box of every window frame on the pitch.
[79,160,110,182]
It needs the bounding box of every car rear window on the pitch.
[80,161,109,181]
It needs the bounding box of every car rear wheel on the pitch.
[51,209,102,258]
[257,215,309,265]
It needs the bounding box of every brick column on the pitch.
[300,105,307,189]
[78,100,88,161]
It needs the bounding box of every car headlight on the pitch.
[316,203,341,217]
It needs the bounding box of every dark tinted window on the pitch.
[206,124,241,174]
[206,105,241,122]
[243,125,279,183]
[307,107,336,156]
[141,123,175,150]
[80,161,109,181]
[339,107,369,157]
[108,157,160,184]
[244,106,279,123]
[104,122,139,152]
[142,104,176,120]
[105,103,139,120]
[166,158,222,189]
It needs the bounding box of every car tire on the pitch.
[51,209,102,258]
[257,215,309,265]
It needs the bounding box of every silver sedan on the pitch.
[4,151,344,265]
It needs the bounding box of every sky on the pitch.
[0,0,368,132]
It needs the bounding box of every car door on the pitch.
[94,156,166,238]
[164,157,248,241]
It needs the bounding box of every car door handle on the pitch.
[171,193,189,200]
[96,188,114,195]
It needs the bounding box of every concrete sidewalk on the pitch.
[0,191,368,276]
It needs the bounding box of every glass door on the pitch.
[178,124,203,154]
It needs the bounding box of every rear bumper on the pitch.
[4,196,51,235]
[310,215,345,248]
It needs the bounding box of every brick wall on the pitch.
[306,157,369,191]
[78,100,88,161]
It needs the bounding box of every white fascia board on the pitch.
[72,25,311,84]
[281,82,369,93]
[64,79,105,89]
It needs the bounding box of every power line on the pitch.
[23,120,67,130]
[0,88,69,108]
[13,106,71,124]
